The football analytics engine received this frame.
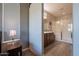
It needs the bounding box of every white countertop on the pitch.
[44,31,53,33]
[2,39,20,43]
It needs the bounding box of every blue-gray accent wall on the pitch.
[20,3,29,48]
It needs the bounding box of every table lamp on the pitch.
[10,30,16,40]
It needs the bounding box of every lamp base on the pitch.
[12,38,14,40]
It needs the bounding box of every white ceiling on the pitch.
[44,3,72,17]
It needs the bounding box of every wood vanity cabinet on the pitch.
[44,32,55,48]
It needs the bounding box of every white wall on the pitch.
[4,3,20,41]
[29,3,43,55]
[44,12,56,32]
[54,15,72,44]
[73,3,79,56]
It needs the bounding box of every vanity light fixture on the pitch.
[56,21,60,24]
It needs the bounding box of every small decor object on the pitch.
[9,30,16,40]
[49,22,52,31]
[49,22,52,26]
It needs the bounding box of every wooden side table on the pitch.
[2,39,22,56]
[7,46,22,56]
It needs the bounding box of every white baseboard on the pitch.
[22,48,30,52]
[56,40,73,45]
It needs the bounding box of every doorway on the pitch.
[43,3,73,56]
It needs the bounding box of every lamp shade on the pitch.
[10,30,16,36]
